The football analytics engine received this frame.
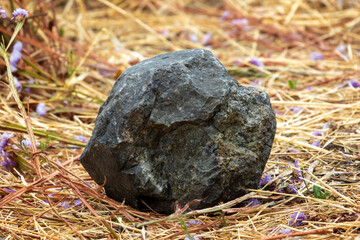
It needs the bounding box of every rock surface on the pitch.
[80,49,276,213]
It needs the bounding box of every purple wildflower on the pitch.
[252,79,265,86]
[202,33,212,45]
[10,42,22,72]
[11,144,20,150]
[349,79,360,88]
[60,201,71,209]
[289,212,306,226]
[307,86,314,91]
[186,220,201,226]
[10,48,21,70]
[74,199,82,207]
[1,158,16,171]
[259,174,272,188]
[3,187,15,193]
[64,100,69,106]
[311,131,322,136]
[287,183,297,194]
[160,29,169,36]
[249,58,264,68]
[251,80,259,85]
[1,151,17,171]
[0,132,14,150]
[0,7,6,18]
[36,103,47,116]
[74,135,88,143]
[11,8,28,22]
[21,139,32,148]
[247,198,260,206]
[231,19,249,29]
[336,45,346,54]
[13,77,22,92]
[274,110,283,115]
[311,140,320,147]
[1,150,11,158]
[13,41,22,52]
[185,235,199,240]
[278,182,296,194]
[310,52,323,61]
[189,34,198,42]
[293,159,302,182]
[289,148,298,153]
[290,107,302,114]
[279,228,291,234]
[25,79,34,93]
[336,44,350,59]
[220,11,230,21]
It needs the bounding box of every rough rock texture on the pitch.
[80,49,276,213]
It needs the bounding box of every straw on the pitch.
[0,0,359,239]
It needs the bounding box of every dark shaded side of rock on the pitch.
[80,49,276,213]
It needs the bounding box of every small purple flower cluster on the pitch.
[202,33,212,46]
[0,6,6,18]
[288,211,306,226]
[311,140,320,147]
[0,132,17,171]
[247,198,260,206]
[293,159,303,182]
[311,131,322,136]
[10,41,22,72]
[289,147,298,153]
[74,135,88,143]
[259,173,272,188]
[279,228,291,234]
[59,199,83,208]
[309,130,322,147]
[274,110,283,116]
[290,107,303,114]
[13,139,31,149]
[189,34,198,42]
[310,52,324,61]
[11,8,28,22]
[231,19,249,30]
[186,220,201,226]
[74,199,82,207]
[307,86,314,91]
[3,187,15,193]
[13,76,22,92]
[259,159,303,194]
[220,10,249,30]
[36,102,47,116]
[25,79,34,93]
[220,11,230,21]
[278,183,296,194]
[159,29,170,36]
[43,189,83,208]
[249,58,264,69]
[0,7,28,22]
[336,45,349,60]
[349,79,360,88]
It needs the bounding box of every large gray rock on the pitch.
[80,49,276,213]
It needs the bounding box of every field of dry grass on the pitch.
[0,0,359,239]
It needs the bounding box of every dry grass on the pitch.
[0,0,359,239]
